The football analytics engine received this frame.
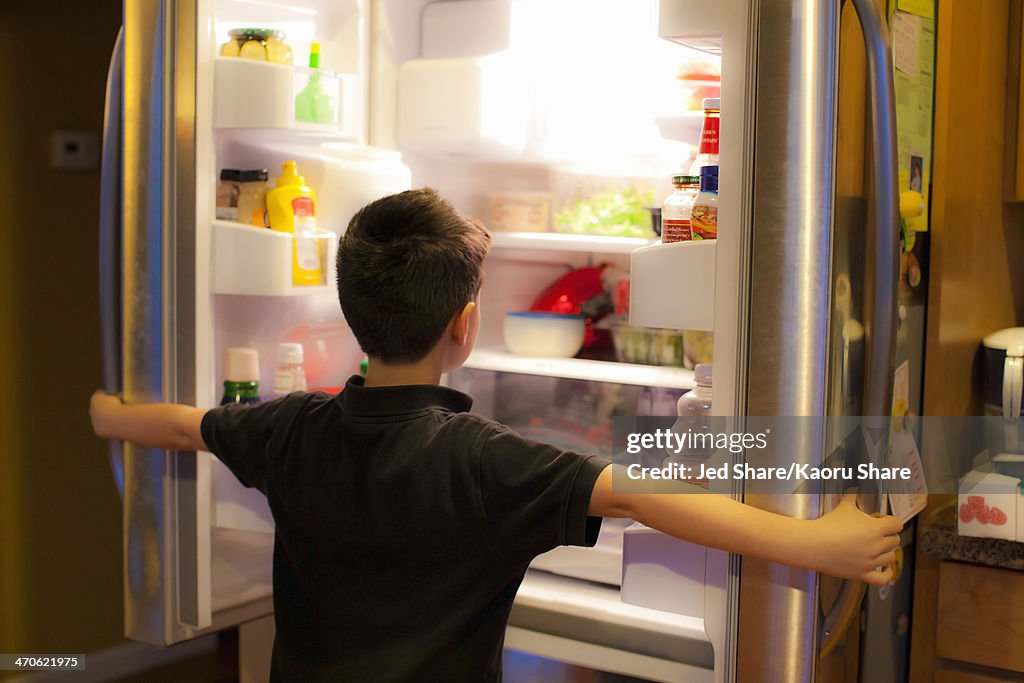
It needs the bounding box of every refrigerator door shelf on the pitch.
[508,571,714,683]
[213,58,359,139]
[629,239,716,331]
[211,220,338,296]
[462,347,695,390]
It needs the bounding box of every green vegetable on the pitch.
[553,188,655,238]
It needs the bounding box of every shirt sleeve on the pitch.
[475,423,611,564]
[200,393,311,493]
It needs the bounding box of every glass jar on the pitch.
[690,165,718,240]
[661,174,699,243]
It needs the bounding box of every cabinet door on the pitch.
[937,561,1024,672]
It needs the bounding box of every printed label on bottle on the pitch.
[690,204,718,240]
[273,370,294,395]
[292,196,315,218]
[698,116,719,155]
[662,218,692,243]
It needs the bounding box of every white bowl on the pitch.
[503,312,586,358]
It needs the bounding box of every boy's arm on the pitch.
[588,464,901,585]
[90,390,207,452]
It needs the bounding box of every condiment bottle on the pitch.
[216,169,240,221]
[689,165,718,240]
[272,343,308,397]
[661,175,700,243]
[221,347,262,405]
[237,169,269,227]
[266,160,323,286]
[295,43,335,124]
[689,98,720,176]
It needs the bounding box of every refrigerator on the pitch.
[100,0,926,681]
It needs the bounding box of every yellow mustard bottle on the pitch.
[267,161,323,286]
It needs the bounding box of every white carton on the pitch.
[957,469,1019,541]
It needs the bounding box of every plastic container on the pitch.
[216,169,240,221]
[661,175,700,243]
[272,343,308,397]
[689,98,720,176]
[551,169,665,238]
[221,347,261,405]
[267,161,323,286]
[503,312,586,358]
[689,165,718,240]
[677,363,712,417]
[668,363,714,488]
[609,324,685,367]
[295,43,336,125]
[237,169,268,227]
[487,192,551,232]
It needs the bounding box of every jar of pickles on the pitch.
[219,28,293,65]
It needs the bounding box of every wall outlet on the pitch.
[50,130,100,170]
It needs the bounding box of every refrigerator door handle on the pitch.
[100,26,125,500]
[820,0,901,659]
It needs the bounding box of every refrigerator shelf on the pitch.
[463,347,695,390]
[490,231,657,255]
[211,220,337,296]
[213,57,359,139]
[630,239,716,331]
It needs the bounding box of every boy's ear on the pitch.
[452,302,476,347]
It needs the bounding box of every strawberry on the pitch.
[968,495,986,509]
[990,508,1008,526]
[959,504,975,524]
[976,505,992,524]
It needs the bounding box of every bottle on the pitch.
[221,347,262,405]
[689,97,720,176]
[295,43,335,124]
[689,165,718,240]
[266,160,323,286]
[661,175,700,243]
[667,363,713,488]
[359,357,369,378]
[237,169,269,227]
[216,169,240,221]
[272,343,308,397]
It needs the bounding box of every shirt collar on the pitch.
[340,375,473,416]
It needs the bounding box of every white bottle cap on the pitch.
[225,347,260,382]
[694,363,713,387]
[277,342,304,364]
[702,97,720,110]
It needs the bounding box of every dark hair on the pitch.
[336,188,491,364]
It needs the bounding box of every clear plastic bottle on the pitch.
[666,363,713,487]
[689,165,718,240]
[221,347,262,405]
[272,343,308,397]
[661,174,700,243]
[689,97,720,176]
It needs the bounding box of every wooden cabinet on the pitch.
[936,562,1024,673]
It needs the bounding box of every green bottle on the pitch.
[295,42,335,124]
[221,348,262,406]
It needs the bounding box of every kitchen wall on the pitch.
[0,0,124,672]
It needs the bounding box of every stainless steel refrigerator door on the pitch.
[736,0,900,679]
[122,0,202,645]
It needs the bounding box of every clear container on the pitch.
[237,169,269,227]
[689,98,720,176]
[272,343,307,397]
[551,169,665,238]
[221,28,293,65]
[487,192,552,232]
[667,362,713,487]
[689,165,718,240]
[216,169,240,221]
[609,323,685,367]
[661,175,699,243]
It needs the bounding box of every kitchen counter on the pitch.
[919,503,1024,570]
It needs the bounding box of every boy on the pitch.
[91,188,901,682]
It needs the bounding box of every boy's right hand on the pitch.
[809,492,902,585]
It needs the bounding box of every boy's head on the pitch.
[337,188,491,368]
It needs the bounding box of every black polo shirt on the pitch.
[200,375,609,682]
